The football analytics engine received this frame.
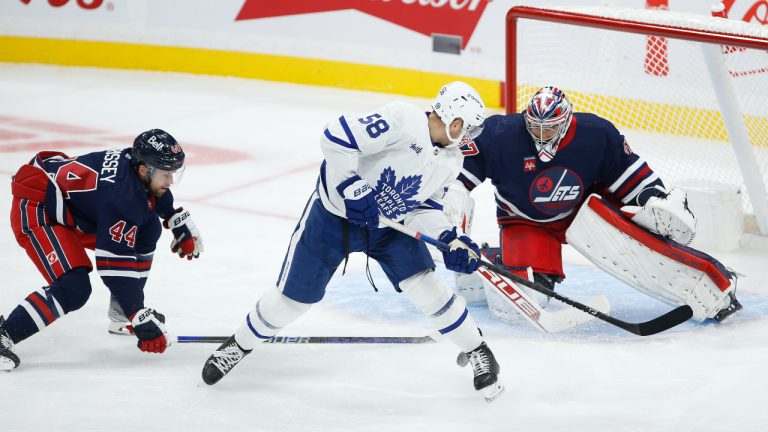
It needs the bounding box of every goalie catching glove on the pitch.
[622,186,696,245]
[164,208,203,259]
[130,308,168,354]
[438,227,481,274]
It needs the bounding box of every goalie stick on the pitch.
[172,335,437,344]
[378,217,693,336]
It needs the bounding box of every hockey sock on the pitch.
[5,285,65,344]
[235,286,311,350]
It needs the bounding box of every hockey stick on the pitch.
[476,262,610,333]
[173,335,437,344]
[379,218,693,336]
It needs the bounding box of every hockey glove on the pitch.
[438,227,481,274]
[622,186,697,245]
[337,175,380,230]
[164,207,204,259]
[130,308,168,354]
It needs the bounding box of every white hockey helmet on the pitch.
[524,86,573,162]
[432,81,487,145]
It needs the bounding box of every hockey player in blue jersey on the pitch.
[0,129,203,371]
[201,82,505,402]
[449,86,741,325]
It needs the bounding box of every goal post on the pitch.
[505,5,768,243]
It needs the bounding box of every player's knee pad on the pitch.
[50,267,92,313]
[567,194,734,321]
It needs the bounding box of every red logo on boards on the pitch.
[236,0,491,48]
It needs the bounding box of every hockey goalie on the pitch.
[444,86,742,328]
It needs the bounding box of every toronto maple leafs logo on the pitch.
[374,167,422,219]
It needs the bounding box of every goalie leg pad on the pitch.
[235,285,312,350]
[566,194,734,321]
[401,270,483,353]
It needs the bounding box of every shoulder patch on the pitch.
[623,139,633,156]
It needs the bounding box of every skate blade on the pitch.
[0,355,19,371]
[481,382,505,403]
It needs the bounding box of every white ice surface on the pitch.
[0,65,767,432]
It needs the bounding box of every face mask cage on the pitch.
[524,109,571,161]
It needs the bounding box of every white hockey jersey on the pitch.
[317,101,463,237]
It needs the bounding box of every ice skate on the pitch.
[714,291,743,322]
[0,316,20,371]
[108,296,133,335]
[202,335,251,385]
[457,342,504,402]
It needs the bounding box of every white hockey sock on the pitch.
[235,286,311,350]
[401,270,483,353]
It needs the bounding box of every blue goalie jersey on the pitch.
[457,113,664,224]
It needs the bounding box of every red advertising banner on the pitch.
[236,0,491,48]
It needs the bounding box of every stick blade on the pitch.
[632,305,693,336]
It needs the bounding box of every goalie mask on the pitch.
[131,129,186,184]
[524,87,573,162]
[432,81,487,146]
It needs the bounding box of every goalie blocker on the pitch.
[566,194,741,322]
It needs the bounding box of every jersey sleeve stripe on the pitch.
[458,170,482,192]
[621,174,662,204]
[96,259,152,270]
[323,116,359,150]
[615,165,651,200]
[95,248,136,260]
[607,158,644,193]
[338,116,358,149]
[421,198,444,211]
[98,270,147,279]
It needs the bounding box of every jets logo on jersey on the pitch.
[523,156,536,172]
[374,167,422,219]
[529,167,584,215]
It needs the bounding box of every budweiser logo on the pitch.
[722,0,768,25]
[236,0,490,48]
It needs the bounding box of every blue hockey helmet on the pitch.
[524,87,573,162]
[131,129,185,172]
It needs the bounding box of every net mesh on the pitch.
[513,7,768,215]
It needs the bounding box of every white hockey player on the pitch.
[201,82,505,402]
[447,86,741,326]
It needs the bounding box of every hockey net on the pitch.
[507,6,768,237]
